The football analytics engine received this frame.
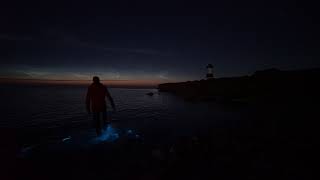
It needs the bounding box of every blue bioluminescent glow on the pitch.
[21,145,35,153]
[18,145,37,158]
[126,129,142,140]
[90,126,142,144]
[92,125,120,144]
[62,136,72,142]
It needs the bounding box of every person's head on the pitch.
[92,76,100,84]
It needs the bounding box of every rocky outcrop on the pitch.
[158,68,320,102]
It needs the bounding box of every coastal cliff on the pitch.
[158,68,320,102]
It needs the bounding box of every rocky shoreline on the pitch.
[158,68,320,103]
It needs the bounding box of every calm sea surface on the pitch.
[0,84,252,144]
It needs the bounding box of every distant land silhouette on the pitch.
[158,68,320,103]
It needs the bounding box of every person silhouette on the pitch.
[86,76,116,136]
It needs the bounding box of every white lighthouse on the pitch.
[206,64,214,79]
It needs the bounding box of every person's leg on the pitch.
[93,112,102,136]
[102,111,108,128]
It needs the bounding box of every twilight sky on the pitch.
[0,0,319,85]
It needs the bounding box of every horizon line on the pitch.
[0,78,135,82]
[0,77,171,87]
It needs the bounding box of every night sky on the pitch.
[0,0,319,85]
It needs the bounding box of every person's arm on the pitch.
[106,87,116,111]
[86,87,91,113]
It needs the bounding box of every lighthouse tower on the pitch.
[206,64,214,79]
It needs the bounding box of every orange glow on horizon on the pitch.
[0,78,170,87]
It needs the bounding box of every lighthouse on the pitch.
[206,64,214,79]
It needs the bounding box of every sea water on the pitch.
[0,84,250,147]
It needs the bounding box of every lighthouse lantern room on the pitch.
[206,64,214,79]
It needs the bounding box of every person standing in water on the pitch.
[86,76,116,136]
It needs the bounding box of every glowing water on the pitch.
[91,125,120,143]
[62,136,72,142]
